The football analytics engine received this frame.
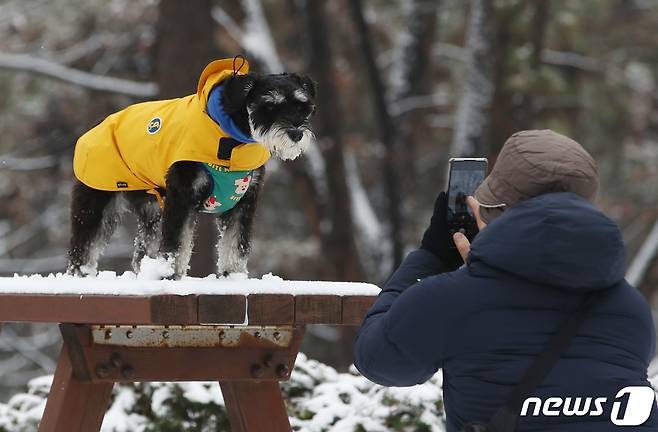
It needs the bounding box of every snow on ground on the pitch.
[0,271,380,297]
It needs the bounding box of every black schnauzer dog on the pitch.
[67,67,316,279]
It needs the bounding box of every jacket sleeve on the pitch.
[353,249,456,387]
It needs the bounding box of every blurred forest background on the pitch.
[0,0,658,402]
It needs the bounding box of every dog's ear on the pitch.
[292,73,317,100]
[222,73,257,110]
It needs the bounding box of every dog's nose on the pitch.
[286,128,303,142]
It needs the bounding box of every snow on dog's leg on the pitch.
[67,181,123,276]
[216,216,245,276]
[159,162,210,279]
[175,215,197,277]
[215,166,265,276]
[126,192,162,273]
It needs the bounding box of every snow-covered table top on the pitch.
[0,272,381,326]
[0,272,380,296]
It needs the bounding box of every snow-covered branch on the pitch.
[0,52,158,97]
[0,326,57,372]
[432,42,468,62]
[541,49,603,73]
[345,148,390,278]
[211,1,284,74]
[211,7,244,45]
[626,217,658,287]
[0,155,58,171]
[433,42,604,74]
[48,33,107,65]
[241,0,284,73]
[390,91,450,116]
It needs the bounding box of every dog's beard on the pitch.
[249,121,313,161]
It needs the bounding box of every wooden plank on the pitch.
[0,295,153,325]
[220,381,290,432]
[247,294,294,325]
[198,295,246,324]
[295,295,342,324]
[82,326,305,382]
[83,346,297,382]
[341,295,376,325]
[82,326,304,382]
[150,294,198,325]
[38,348,114,432]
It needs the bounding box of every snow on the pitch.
[0,272,380,297]
[135,256,174,281]
[102,387,148,432]
[285,353,446,432]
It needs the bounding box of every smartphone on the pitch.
[446,157,488,246]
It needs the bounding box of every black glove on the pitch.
[420,191,464,271]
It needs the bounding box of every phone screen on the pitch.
[447,159,488,243]
[448,160,488,216]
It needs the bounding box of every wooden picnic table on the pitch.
[0,289,378,432]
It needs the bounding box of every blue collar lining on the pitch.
[207,84,257,143]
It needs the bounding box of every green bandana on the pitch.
[200,163,253,213]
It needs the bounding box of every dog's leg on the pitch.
[67,181,121,276]
[126,192,162,272]
[216,166,265,276]
[160,162,210,279]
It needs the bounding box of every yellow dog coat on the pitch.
[73,58,270,202]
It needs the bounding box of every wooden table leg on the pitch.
[39,347,114,432]
[220,381,290,432]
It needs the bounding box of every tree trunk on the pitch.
[303,1,365,283]
[156,0,217,277]
[303,1,366,370]
[489,1,526,157]
[450,0,495,158]
[396,0,442,173]
[395,0,442,244]
[348,0,404,270]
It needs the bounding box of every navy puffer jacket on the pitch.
[354,192,657,431]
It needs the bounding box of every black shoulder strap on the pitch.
[217,137,242,160]
[486,291,602,432]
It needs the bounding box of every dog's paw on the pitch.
[216,256,248,278]
[137,255,176,280]
[218,271,249,279]
[66,263,97,278]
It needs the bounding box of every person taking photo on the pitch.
[354,130,658,431]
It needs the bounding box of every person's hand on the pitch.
[420,191,464,270]
[452,196,487,263]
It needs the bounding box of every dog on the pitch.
[67,58,316,279]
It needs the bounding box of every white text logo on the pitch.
[521,386,655,426]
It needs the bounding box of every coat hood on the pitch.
[468,192,625,292]
[197,58,250,102]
